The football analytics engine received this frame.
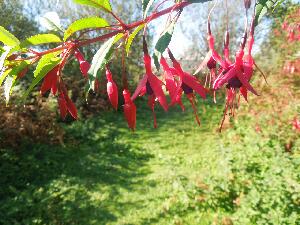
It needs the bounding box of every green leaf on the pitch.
[0,46,12,72]
[1,61,31,103]
[11,34,62,52]
[125,24,145,55]
[142,0,155,19]
[73,0,112,12]
[9,61,30,77]
[0,68,11,86]
[153,21,176,70]
[88,36,115,79]
[255,0,278,25]
[23,52,61,100]
[4,75,15,104]
[0,26,20,47]
[64,17,109,41]
[40,12,63,32]
[113,33,125,44]
[88,35,116,90]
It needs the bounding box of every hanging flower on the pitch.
[131,38,168,128]
[106,66,119,110]
[74,49,90,78]
[123,89,136,131]
[292,117,300,132]
[167,49,207,125]
[160,56,184,111]
[57,83,78,120]
[40,65,59,95]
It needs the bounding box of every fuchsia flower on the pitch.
[160,56,185,111]
[213,36,258,97]
[74,49,90,78]
[40,47,78,120]
[131,37,168,128]
[167,49,207,126]
[194,21,226,77]
[292,117,300,132]
[106,66,119,110]
[123,89,136,131]
[40,65,59,95]
[57,83,78,120]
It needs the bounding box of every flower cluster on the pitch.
[1,0,275,132]
[36,1,258,131]
[281,9,300,43]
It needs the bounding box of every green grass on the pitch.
[0,93,300,225]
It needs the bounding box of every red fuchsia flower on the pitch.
[160,56,185,111]
[244,0,251,10]
[213,29,259,97]
[292,117,300,132]
[194,21,225,91]
[282,21,288,30]
[214,16,266,131]
[105,66,118,110]
[40,65,59,95]
[131,37,168,128]
[74,49,90,78]
[123,89,136,131]
[193,21,226,104]
[218,88,239,132]
[194,21,226,77]
[167,49,207,126]
[57,82,78,120]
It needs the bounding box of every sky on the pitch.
[28,0,275,63]
[151,1,269,58]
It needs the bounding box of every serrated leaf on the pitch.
[73,0,112,12]
[88,36,116,91]
[40,12,63,32]
[0,26,20,47]
[0,68,11,86]
[113,33,125,44]
[64,17,109,41]
[20,34,62,48]
[0,46,12,72]
[2,61,30,104]
[3,63,27,103]
[9,61,30,77]
[143,0,155,19]
[88,36,115,79]
[255,0,278,25]
[126,24,145,55]
[4,75,14,104]
[153,21,176,70]
[11,34,62,52]
[23,52,61,100]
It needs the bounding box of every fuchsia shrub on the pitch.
[0,0,285,131]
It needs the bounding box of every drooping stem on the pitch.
[122,42,128,90]
[19,1,191,61]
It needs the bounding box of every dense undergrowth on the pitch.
[0,70,299,224]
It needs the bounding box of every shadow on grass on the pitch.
[0,96,224,225]
[0,117,153,225]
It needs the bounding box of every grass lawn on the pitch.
[1,75,300,224]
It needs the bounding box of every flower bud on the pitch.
[244,0,251,9]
